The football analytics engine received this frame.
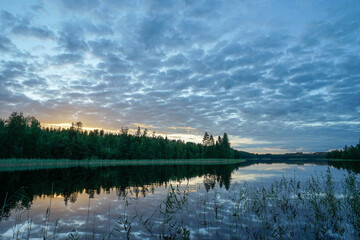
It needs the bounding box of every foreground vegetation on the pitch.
[113,170,360,239]
[0,112,252,160]
[3,169,360,239]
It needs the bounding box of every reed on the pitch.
[2,168,360,239]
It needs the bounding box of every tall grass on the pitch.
[112,168,360,239]
[2,168,360,239]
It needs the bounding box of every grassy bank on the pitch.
[0,158,246,172]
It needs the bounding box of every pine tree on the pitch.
[202,132,210,146]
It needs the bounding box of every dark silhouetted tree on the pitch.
[327,139,360,160]
[0,112,249,160]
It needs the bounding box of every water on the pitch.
[0,160,359,239]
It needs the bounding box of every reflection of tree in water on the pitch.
[0,163,242,220]
[203,164,233,191]
[327,160,360,174]
[204,174,216,192]
[65,192,78,205]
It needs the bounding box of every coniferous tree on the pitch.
[209,135,215,146]
[0,112,249,160]
[202,132,210,146]
[135,126,141,137]
[327,139,360,160]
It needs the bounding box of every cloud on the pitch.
[0,0,359,153]
[22,77,48,88]
[168,126,196,130]
[12,25,54,39]
[0,10,18,30]
[52,53,83,65]
[57,22,89,52]
[0,36,16,52]
[164,54,188,67]
[60,0,100,12]
[131,123,157,129]
[1,10,54,40]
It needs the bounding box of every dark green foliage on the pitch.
[0,112,249,160]
[327,140,360,160]
[201,132,237,159]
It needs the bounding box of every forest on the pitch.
[0,112,252,160]
[327,140,360,160]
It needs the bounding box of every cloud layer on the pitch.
[0,0,359,153]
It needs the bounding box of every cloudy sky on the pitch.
[0,0,359,153]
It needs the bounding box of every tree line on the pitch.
[0,112,251,160]
[327,140,360,160]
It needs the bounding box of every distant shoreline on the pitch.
[251,158,359,162]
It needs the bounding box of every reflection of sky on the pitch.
[0,163,355,239]
[231,163,346,184]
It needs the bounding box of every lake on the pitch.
[1,160,360,239]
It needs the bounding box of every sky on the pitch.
[0,0,359,153]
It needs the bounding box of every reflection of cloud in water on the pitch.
[231,173,277,182]
[243,163,305,172]
[264,164,299,171]
[231,164,321,183]
[2,186,173,237]
[1,163,355,238]
[185,176,203,185]
[2,222,40,238]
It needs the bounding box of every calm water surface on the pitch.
[0,160,359,239]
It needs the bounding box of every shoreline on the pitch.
[0,157,357,172]
[0,158,246,171]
